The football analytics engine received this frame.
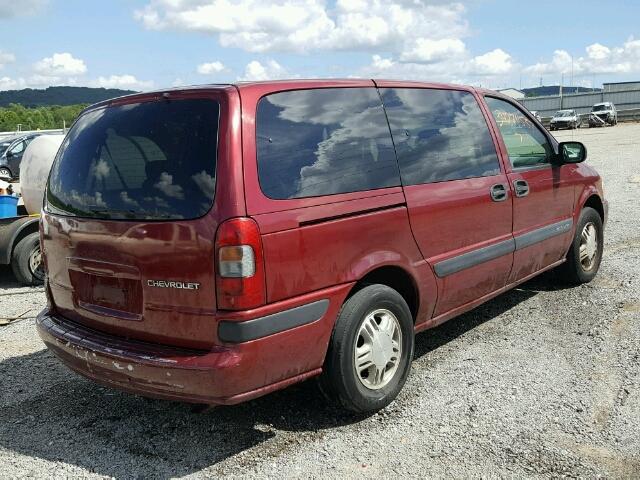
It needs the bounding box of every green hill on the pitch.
[0,86,137,108]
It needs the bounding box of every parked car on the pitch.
[549,109,581,130]
[589,102,617,127]
[530,110,542,122]
[0,133,42,179]
[36,81,607,413]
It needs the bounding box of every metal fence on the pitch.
[0,128,64,141]
[518,88,640,117]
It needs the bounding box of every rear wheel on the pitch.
[557,207,603,284]
[11,232,45,286]
[319,284,414,413]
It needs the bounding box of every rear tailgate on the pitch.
[42,214,217,349]
[42,88,243,349]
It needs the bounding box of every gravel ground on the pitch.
[1,123,639,478]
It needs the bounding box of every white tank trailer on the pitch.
[20,134,64,215]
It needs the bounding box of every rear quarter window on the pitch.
[47,98,219,220]
[256,87,400,199]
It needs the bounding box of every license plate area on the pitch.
[68,258,143,321]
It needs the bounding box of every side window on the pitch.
[9,141,25,155]
[379,88,501,185]
[485,97,553,169]
[256,88,400,199]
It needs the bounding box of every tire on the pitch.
[11,232,45,286]
[557,207,603,285]
[0,166,11,179]
[318,284,414,413]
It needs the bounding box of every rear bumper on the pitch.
[36,283,351,405]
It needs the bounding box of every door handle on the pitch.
[490,183,508,202]
[513,179,530,198]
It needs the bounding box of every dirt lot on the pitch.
[1,124,639,478]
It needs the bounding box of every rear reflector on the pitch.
[215,218,265,310]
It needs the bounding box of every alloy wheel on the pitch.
[354,308,402,390]
[579,222,598,271]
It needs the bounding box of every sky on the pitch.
[0,0,639,92]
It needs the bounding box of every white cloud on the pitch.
[469,49,514,75]
[34,52,87,76]
[0,51,15,69]
[525,38,640,76]
[400,38,466,63]
[92,74,154,90]
[359,47,515,84]
[196,61,226,75]
[28,74,63,86]
[135,0,469,54]
[524,49,573,76]
[0,0,47,17]
[0,76,25,90]
[371,55,394,70]
[239,60,288,81]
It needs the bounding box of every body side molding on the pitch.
[514,218,573,250]
[434,238,515,278]
[434,218,573,278]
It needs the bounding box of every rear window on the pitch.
[47,99,219,220]
[256,88,400,199]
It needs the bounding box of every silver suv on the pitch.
[550,109,580,131]
[589,102,617,127]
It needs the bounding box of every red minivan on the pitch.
[36,80,607,413]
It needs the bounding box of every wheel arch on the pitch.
[582,194,605,222]
[347,264,420,323]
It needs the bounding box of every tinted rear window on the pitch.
[47,99,219,220]
[379,88,500,185]
[256,88,400,199]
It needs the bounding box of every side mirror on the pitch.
[557,141,587,164]
[5,150,13,158]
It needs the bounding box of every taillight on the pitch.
[214,217,266,310]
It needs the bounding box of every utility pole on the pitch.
[570,55,574,92]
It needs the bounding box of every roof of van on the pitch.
[83,79,490,112]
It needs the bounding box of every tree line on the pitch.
[0,104,86,132]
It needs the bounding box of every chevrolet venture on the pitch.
[37,80,607,413]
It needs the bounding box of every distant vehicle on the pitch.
[589,102,617,127]
[530,110,542,122]
[549,109,580,131]
[0,133,42,179]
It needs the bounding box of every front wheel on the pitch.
[11,232,45,286]
[557,207,603,284]
[319,284,414,413]
[0,166,12,179]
